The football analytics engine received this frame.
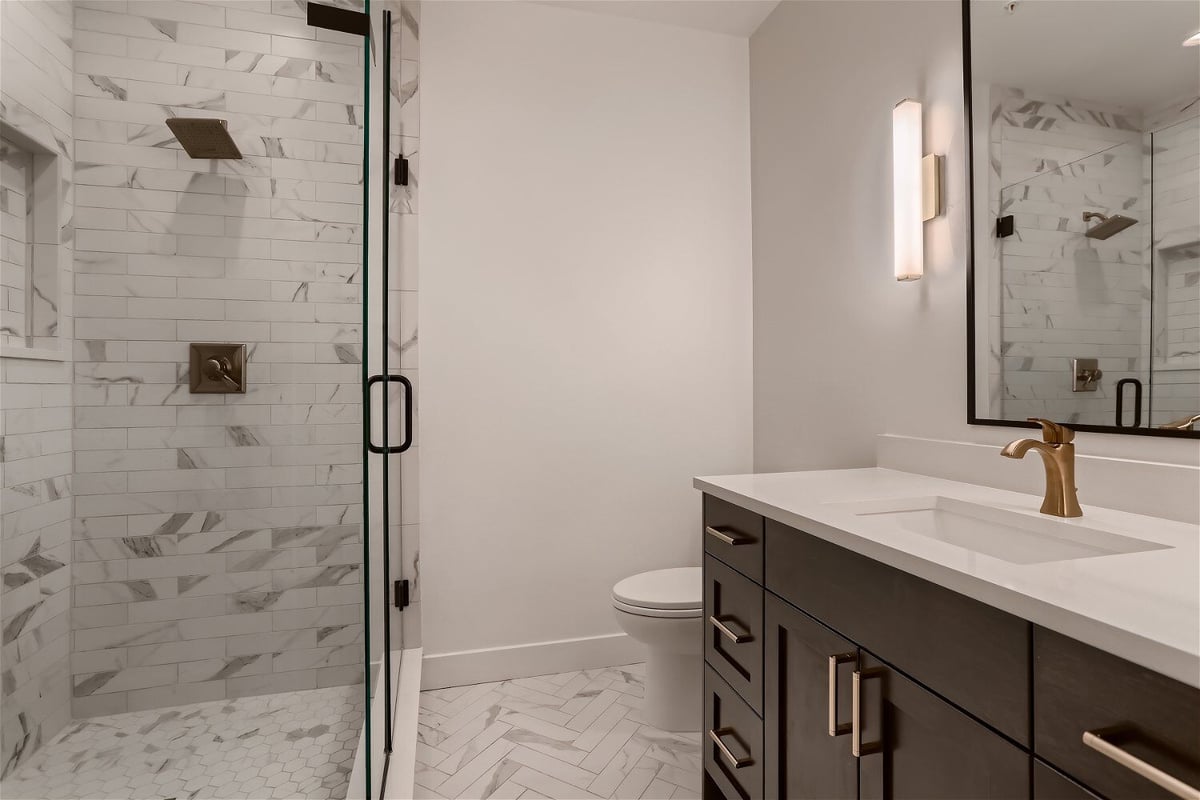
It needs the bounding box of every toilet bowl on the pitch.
[612,567,702,732]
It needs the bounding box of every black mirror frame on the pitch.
[961,0,1199,439]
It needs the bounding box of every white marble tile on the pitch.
[3,684,363,800]
[416,666,699,800]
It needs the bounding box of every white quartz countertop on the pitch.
[694,468,1200,688]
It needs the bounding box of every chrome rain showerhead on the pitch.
[165,117,242,160]
[1081,211,1137,240]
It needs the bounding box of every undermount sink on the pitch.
[830,496,1170,564]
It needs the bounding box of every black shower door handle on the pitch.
[366,373,413,454]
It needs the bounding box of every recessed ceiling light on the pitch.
[1185,31,1200,47]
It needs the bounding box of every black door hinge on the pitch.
[306,2,370,36]
[394,157,409,187]
[394,579,410,610]
[996,215,1015,238]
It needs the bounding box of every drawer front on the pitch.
[765,519,1031,745]
[704,664,764,800]
[1033,626,1200,800]
[704,494,764,582]
[704,555,764,714]
[1033,760,1103,800]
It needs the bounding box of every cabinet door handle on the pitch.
[705,526,753,546]
[709,615,753,644]
[851,667,884,757]
[1083,730,1200,800]
[708,727,753,769]
[828,652,856,736]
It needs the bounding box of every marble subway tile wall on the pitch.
[0,0,75,778]
[991,87,1149,426]
[69,0,367,717]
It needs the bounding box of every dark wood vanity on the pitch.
[700,493,1200,800]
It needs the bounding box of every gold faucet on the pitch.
[1158,413,1200,431]
[1001,418,1083,518]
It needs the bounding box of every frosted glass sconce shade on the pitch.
[892,99,943,282]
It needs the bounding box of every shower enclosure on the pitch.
[0,1,415,797]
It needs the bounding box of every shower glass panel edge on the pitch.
[363,1,408,797]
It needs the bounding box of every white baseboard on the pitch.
[421,633,645,690]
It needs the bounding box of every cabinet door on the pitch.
[857,652,1030,800]
[764,594,857,800]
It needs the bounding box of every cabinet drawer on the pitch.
[704,494,763,582]
[1033,626,1200,800]
[704,664,764,800]
[765,519,1031,745]
[704,555,764,714]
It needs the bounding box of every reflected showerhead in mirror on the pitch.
[1081,211,1138,240]
[165,117,242,160]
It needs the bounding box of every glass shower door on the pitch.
[362,2,416,797]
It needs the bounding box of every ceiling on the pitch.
[543,0,781,37]
[971,0,1200,113]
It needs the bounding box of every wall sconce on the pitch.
[893,99,944,282]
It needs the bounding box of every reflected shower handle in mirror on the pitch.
[1115,379,1143,428]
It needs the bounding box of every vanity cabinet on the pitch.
[700,493,1200,800]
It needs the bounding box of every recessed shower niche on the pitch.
[0,123,63,357]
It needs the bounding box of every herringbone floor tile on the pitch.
[416,664,700,800]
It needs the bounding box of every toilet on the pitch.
[612,567,702,732]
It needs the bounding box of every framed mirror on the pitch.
[964,0,1200,437]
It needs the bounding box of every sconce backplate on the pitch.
[189,343,246,393]
[922,154,944,221]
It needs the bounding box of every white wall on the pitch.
[419,1,753,682]
[750,1,1200,481]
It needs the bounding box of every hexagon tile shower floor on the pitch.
[1,685,364,800]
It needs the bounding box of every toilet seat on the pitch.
[612,567,702,619]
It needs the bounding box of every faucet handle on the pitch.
[1028,418,1074,444]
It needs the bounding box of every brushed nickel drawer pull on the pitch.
[708,727,753,769]
[827,652,856,737]
[709,615,753,644]
[705,526,753,546]
[1083,730,1200,800]
[851,668,884,757]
